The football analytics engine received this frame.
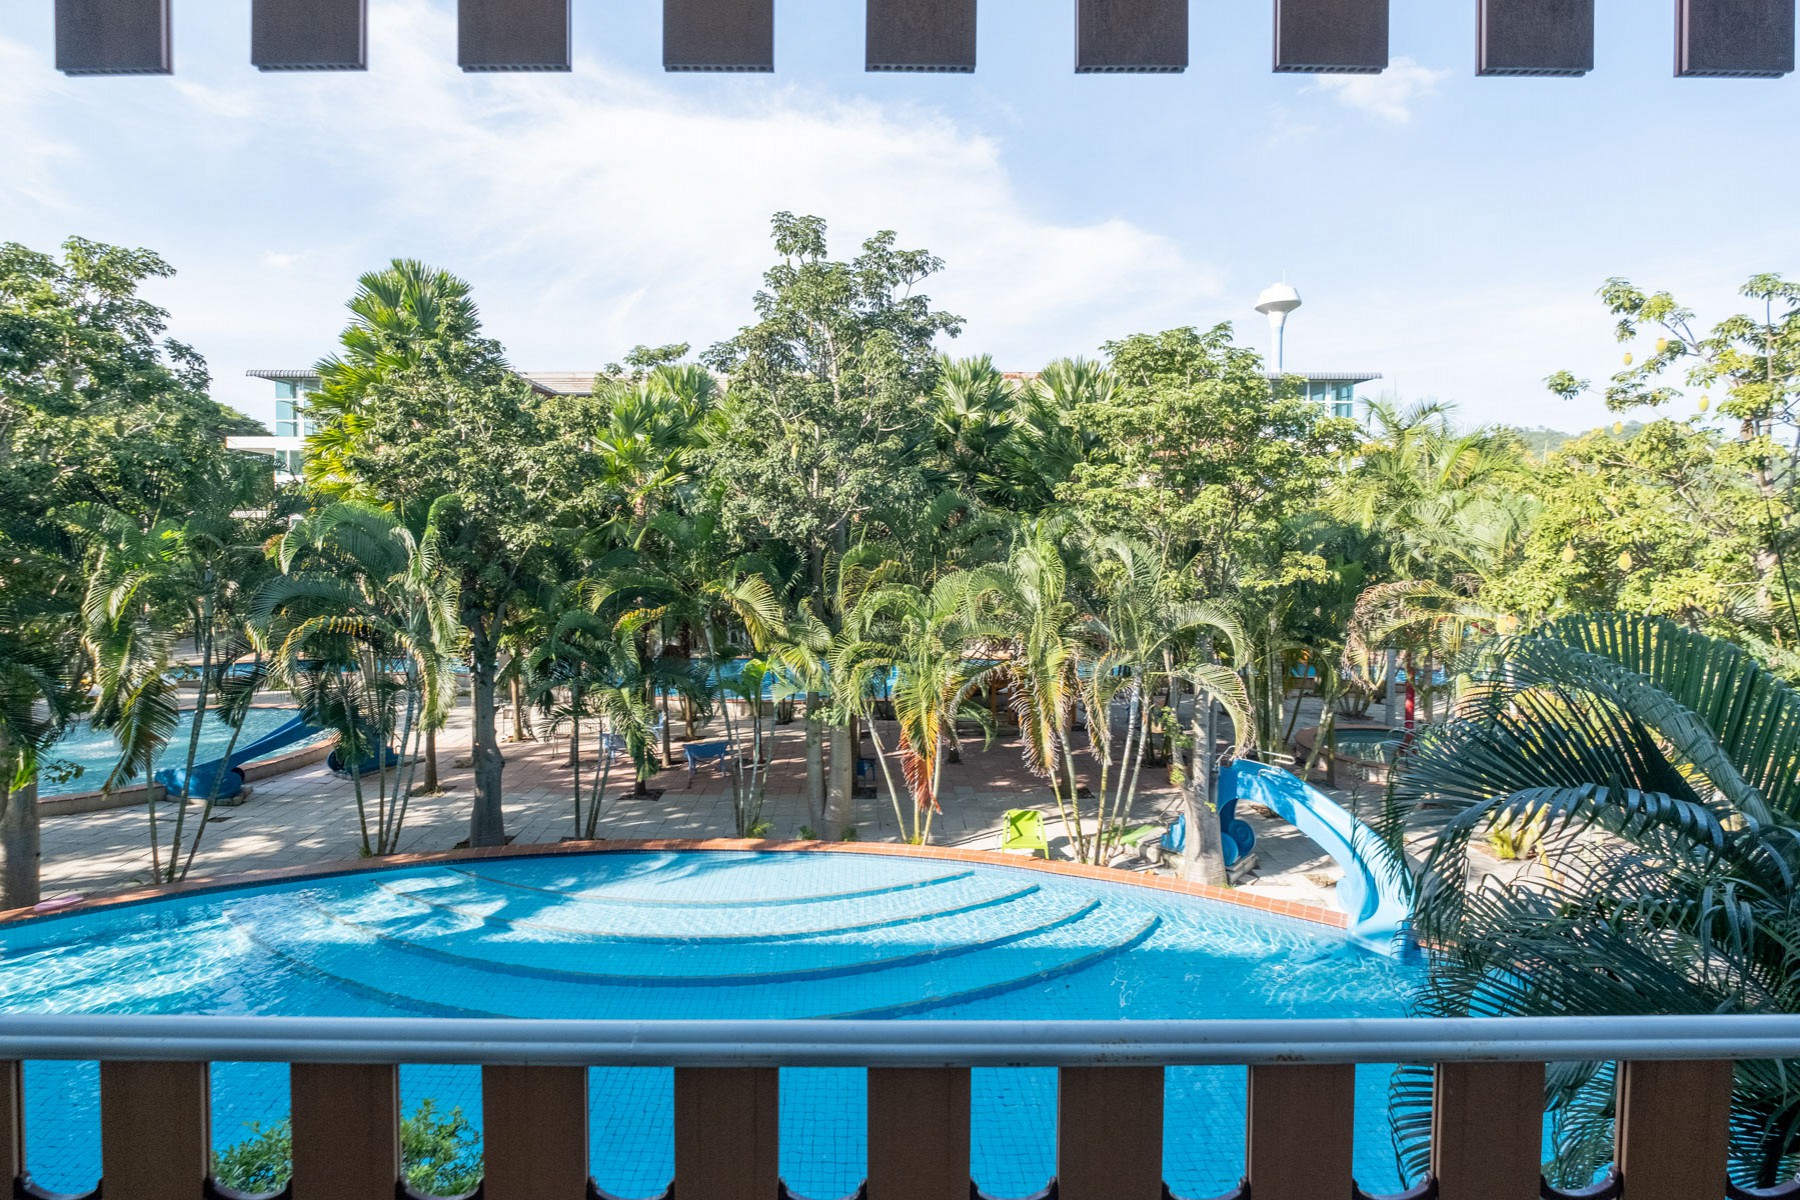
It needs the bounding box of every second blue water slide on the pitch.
[153,715,325,801]
[1221,759,1415,957]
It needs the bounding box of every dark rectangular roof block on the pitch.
[1273,0,1387,73]
[867,0,976,71]
[1677,0,1794,77]
[665,0,774,70]
[1075,0,1187,72]
[460,0,572,71]
[55,0,170,75]
[1478,0,1593,75]
[251,0,366,70]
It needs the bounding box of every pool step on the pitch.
[373,869,1043,942]
[226,893,1159,1020]
[445,852,979,907]
[305,885,1103,985]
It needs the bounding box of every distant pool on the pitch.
[39,707,328,797]
[0,850,1422,1197]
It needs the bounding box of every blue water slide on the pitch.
[153,715,325,801]
[1221,759,1415,958]
[327,732,403,776]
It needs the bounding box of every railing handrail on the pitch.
[3,1013,1800,1066]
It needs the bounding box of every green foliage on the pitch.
[1487,419,1781,630]
[702,212,962,579]
[212,1100,482,1198]
[309,259,588,847]
[1378,613,1800,1189]
[1065,324,1356,592]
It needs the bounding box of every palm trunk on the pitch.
[569,683,583,833]
[584,744,614,840]
[1038,711,1078,864]
[422,725,440,793]
[824,719,855,837]
[510,672,528,742]
[1059,730,1086,862]
[863,720,909,841]
[468,617,508,848]
[660,680,673,767]
[144,741,163,881]
[0,729,40,909]
[341,674,373,856]
[179,677,255,881]
[1182,701,1228,886]
[380,667,423,856]
[167,599,213,882]
[1181,637,1228,886]
[804,692,825,828]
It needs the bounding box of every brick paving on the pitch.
[36,700,1347,912]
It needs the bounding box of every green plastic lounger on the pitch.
[1001,809,1050,858]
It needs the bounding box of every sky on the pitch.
[0,1,1795,432]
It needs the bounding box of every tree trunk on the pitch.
[1181,679,1228,887]
[825,719,856,837]
[804,692,825,828]
[660,679,674,766]
[0,750,40,910]
[468,622,508,847]
[422,725,440,793]
[509,672,528,742]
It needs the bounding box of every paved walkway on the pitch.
[38,700,1352,913]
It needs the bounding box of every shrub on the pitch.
[212,1099,483,1197]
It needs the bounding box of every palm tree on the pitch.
[591,367,718,548]
[966,525,1096,857]
[1377,613,1800,1191]
[1083,536,1251,872]
[78,504,277,883]
[525,604,637,838]
[1001,357,1106,510]
[0,569,85,907]
[306,261,485,502]
[79,512,183,880]
[929,355,1018,505]
[832,569,997,844]
[260,503,463,856]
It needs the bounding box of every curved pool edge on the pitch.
[0,838,1350,933]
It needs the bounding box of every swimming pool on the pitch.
[39,707,330,797]
[0,850,1422,1197]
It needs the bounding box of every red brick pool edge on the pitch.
[0,837,1348,930]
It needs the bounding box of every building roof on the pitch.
[1265,370,1383,385]
[248,368,596,397]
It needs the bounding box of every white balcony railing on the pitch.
[4,1013,1796,1200]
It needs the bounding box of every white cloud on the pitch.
[1305,57,1449,123]
[0,37,75,210]
[0,0,1218,394]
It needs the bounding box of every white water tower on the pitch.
[1254,282,1302,372]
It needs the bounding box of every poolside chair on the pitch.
[1116,821,1163,856]
[1000,809,1050,858]
[683,739,732,785]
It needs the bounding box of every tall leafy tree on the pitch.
[704,213,962,833]
[1,238,269,903]
[308,261,581,847]
[1065,325,1355,593]
[1549,275,1800,641]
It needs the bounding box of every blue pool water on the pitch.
[39,707,328,797]
[0,850,1422,1197]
